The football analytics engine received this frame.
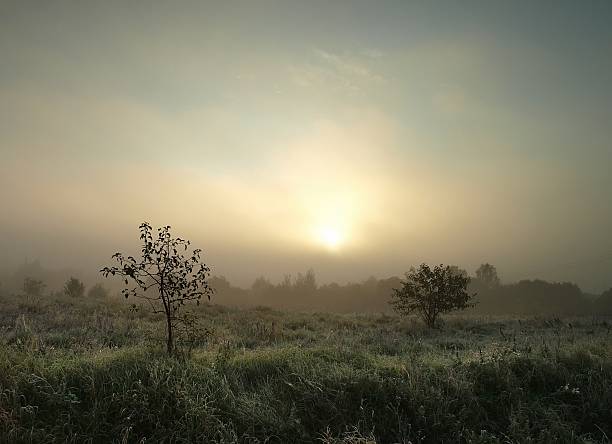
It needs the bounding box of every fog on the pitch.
[1,1,611,293]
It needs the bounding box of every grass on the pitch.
[0,292,611,443]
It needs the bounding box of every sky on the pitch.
[1,0,611,292]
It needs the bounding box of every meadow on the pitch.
[1,291,611,443]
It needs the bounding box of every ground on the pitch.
[1,292,611,443]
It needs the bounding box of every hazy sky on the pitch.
[1,1,611,291]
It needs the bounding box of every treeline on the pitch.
[3,261,612,316]
[210,264,612,315]
[210,271,402,312]
[473,279,595,315]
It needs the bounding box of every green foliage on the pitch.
[390,263,475,327]
[0,291,611,443]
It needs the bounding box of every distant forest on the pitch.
[211,269,612,316]
[2,260,612,316]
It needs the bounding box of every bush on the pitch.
[390,264,475,327]
[64,277,85,298]
[87,283,109,299]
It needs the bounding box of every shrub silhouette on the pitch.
[64,277,85,298]
[87,283,109,299]
[390,263,475,328]
[23,277,45,297]
[596,288,612,314]
[101,222,214,354]
[475,263,500,288]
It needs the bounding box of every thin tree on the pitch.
[390,263,475,328]
[101,222,214,354]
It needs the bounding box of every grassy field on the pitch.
[1,292,611,443]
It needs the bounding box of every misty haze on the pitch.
[1,1,611,443]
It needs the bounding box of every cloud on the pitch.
[361,48,385,59]
[288,48,385,95]
[314,49,384,83]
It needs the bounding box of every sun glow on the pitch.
[316,226,345,250]
[304,192,359,252]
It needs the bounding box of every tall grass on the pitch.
[0,292,611,443]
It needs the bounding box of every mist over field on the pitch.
[1,1,612,294]
[1,1,612,443]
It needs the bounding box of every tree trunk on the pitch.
[166,312,173,355]
[428,315,436,328]
[424,310,437,328]
[161,281,173,355]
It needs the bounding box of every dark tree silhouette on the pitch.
[294,269,317,294]
[595,288,612,315]
[101,222,214,354]
[475,263,500,288]
[64,277,85,298]
[390,263,475,328]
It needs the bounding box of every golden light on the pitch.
[302,191,358,253]
[315,226,345,251]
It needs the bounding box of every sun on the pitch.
[305,193,356,252]
[316,226,344,251]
